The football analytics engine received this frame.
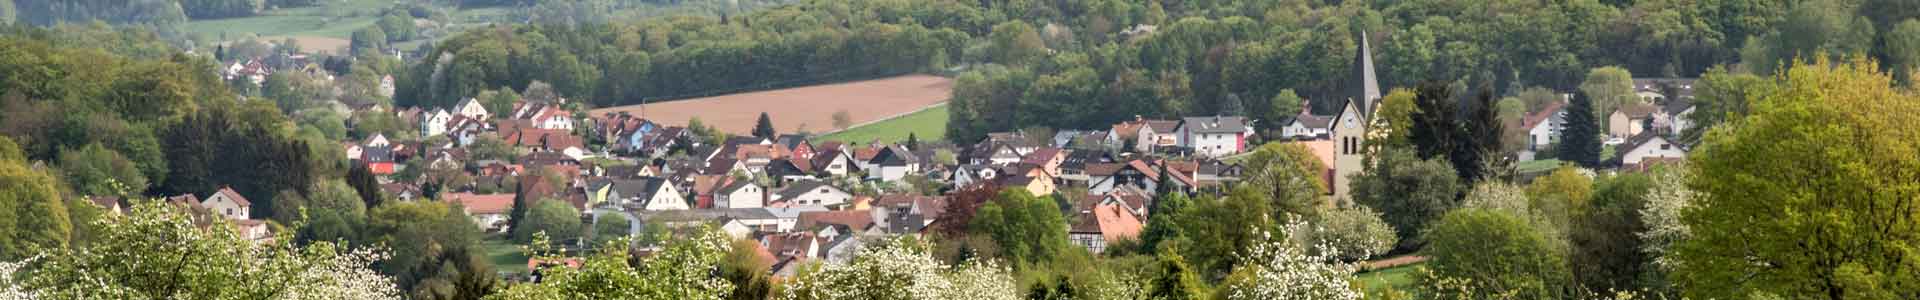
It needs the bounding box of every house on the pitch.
[809,148,858,177]
[609,178,689,211]
[1522,100,1569,151]
[1331,31,1383,204]
[866,145,920,182]
[984,143,1025,165]
[1615,133,1687,169]
[380,183,421,202]
[949,164,1002,188]
[1086,160,1193,195]
[776,134,815,161]
[1107,119,1154,153]
[454,97,490,120]
[508,101,573,131]
[1021,147,1066,176]
[1633,78,1697,103]
[360,146,397,175]
[1280,105,1334,140]
[774,180,852,208]
[1067,195,1143,254]
[875,194,945,234]
[203,187,251,220]
[444,193,516,231]
[89,196,124,215]
[797,210,879,234]
[996,171,1057,196]
[718,180,768,209]
[1178,116,1255,157]
[420,109,453,137]
[764,159,815,184]
[1609,104,1665,138]
[1664,98,1696,134]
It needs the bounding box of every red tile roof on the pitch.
[444,193,517,215]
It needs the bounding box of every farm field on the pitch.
[591,74,954,136]
[818,103,947,145]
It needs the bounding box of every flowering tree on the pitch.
[11,202,401,300]
[487,227,735,300]
[1221,222,1365,300]
[781,238,1019,300]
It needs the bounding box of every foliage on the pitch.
[1571,172,1655,295]
[56,143,147,197]
[489,227,734,299]
[1674,56,1920,299]
[1295,206,1396,262]
[722,239,773,300]
[1682,66,1772,143]
[1351,147,1461,249]
[17,203,400,299]
[1144,245,1209,300]
[1407,83,1504,183]
[753,112,776,139]
[1365,88,1418,149]
[0,153,71,260]
[363,201,496,299]
[1220,222,1364,300]
[1174,187,1275,279]
[590,213,631,247]
[1526,165,1594,232]
[157,102,316,220]
[1638,167,1694,293]
[1137,190,1192,254]
[1418,209,1572,300]
[1237,143,1327,217]
[345,163,384,209]
[967,188,1072,267]
[513,200,583,244]
[781,238,1019,300]
[1556,92,1603,167]
[1578,66,1637,123]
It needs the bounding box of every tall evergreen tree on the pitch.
[1558,92,1602,167]
[905,132,920,150]
[1456,86,1505,182]
[1408,83,1503,184]
[752,112,776,139]
[346,163,384,208]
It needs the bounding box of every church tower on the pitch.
[1332,31,1382,204]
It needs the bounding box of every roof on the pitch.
[693,175,730,195]
[1615,132,1679,160]
[1522,101,1569,130]
[797,210,875,231]
[1021,147,1064,165]
[1181,116,1252,134]
[1352,31,1382,107]
[719,179,759,194]
[776,134,811,151]
[1144,120,1182,134]
[1663,98,1694,114]
[1083,163,1126,176]
[872,145,918,166]
[636,208,780,223]
[1616,103,1661,119]
[611,178,669,201]
[89,196,120,209]
[776,180,839,200]
[1069,197,1143,243]
[444,193,517,215]
[1111,121,1146,139]
[1290,113,1333,129]
[213,187,252,207]
[875,194,947,219]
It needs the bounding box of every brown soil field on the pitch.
[591,74,954,135]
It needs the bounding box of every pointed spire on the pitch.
[1351,31,1381,115]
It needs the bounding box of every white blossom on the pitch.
[781,239,1018,300]
[1223,222,1364,300]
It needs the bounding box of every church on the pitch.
[1331,32,1383,204]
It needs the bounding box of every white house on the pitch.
[1178,116,1255,157]
[365,133,391,147]
[420,109,453,137]
[1665,99,1695,134]
[717,180,767,209]
[775,181,852,208]
[865,145,920,182]
[1617,133,1687,167]
[611,178,688,211]
[202,187,252,220]
[455,98,490,120]
[810,150,857,177]
[1522,101,1569,151]
[445,193,516,231]
[1280,113,1332,140]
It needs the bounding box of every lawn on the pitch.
[1356,262,1424,298]
[1516,158,1563,174]
[481,235,529,274]
[817,103,948,145]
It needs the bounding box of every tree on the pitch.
[1579,67,1635,125]
[1350,147,1461,249]
[514,200,582,244]
[1408,83,1503,183]
[1674,57,1920,300]
[988,20,1046,65]
[363,202,495,299]
[1419,209,1571,300]
[351,26,389,57]
[1175,187,1275,278]
[591,213,631,246]
[1557,92,1603,167]
[56,143,146,197]
[1525,165,1594,234]
[831,110,852,130]
[1571,172,1654,295]
[467,133,513,162]
[1238,143,1327,217]
[308,180,368,218]
[16,203,401,299]
[752,112,776,139]
[490,227,735,299]
[346,163,384,208]
[1263,90,1303,128]
[377,14,416,42]
[1889,19,1920,84]
[905,133,919,149]
[1145,245,1209,300]
[722,239,773,300]
[968,189,1072,266]
[0,152,70,260]
[1682,66,1772,143]
[1221,222,1364,300]
[781,238,1018,300]
[1138,190,1192,254]
[1295,206,1395,262]
[1365,88,1418,149]
[1638,167,1693,293]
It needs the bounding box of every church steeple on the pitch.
[1351,31,1381,114]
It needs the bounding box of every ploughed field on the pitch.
[591,74,953,136]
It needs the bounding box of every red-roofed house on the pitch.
[204,187,252,220]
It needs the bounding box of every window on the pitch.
[1660,143,1671,150]
[225,208,233,215]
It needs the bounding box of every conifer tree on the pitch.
[752,112,776,139]
[1558,92,1602,167]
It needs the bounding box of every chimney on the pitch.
[1302,98,1312,115]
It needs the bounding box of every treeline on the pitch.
[0,26,336,220]
[396,0,977,109]
[944,0,1920,143]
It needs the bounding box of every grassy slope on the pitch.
[183,0,392,39]
[1356,262,1424,298]
[817,103,947,145]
